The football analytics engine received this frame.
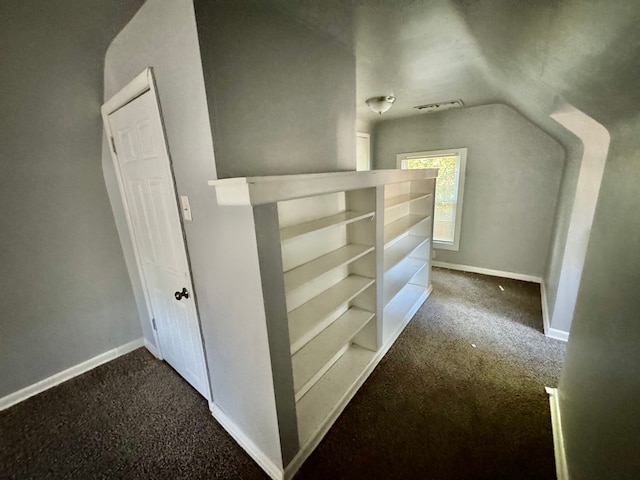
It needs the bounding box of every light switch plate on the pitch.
[180,195,193,221]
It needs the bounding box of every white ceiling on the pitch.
[272,0,640,140]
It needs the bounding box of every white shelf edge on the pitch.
[383,283,430,342]
[284,285,433,479]
[383,214,431,247]
[284,244,374,294]
[383,258,427,307]
[289,275,375,354]
[209,169,438,206]
[384,192,432,210]
[280,210,374,243]
[383,235,429,273]
[292,308,375,401]
[294,344,349,403]
[295,344,376,446]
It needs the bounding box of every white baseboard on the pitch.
[0,338,144,412]
[545,387,569,480]
[432,261,543,284]
[435,263,568,341]
[541,281,551,334]
[546,327,569,342]
[208,288,433,480]
[209,402,284,480]
[144,338,161,359]
[208,286,433,480]
[540,282,569,342]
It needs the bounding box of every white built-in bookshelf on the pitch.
[382,179,434,342]
[208,169,437,480]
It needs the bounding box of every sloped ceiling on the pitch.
[272,0,640,142]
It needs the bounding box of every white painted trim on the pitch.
[541,281,551,336]
[549,105,609,343]
[103,71,212,401]
[356,132,371,171]
[397,147,467,251]
[144,339,161,359]
[546,327,569,342]
[435,265,567,341]
[101,68,152,117]
[206,285,433,480]
[0,338,144,412]
[283,286,432,480]
[545,387,569,480]
[383,286,431,352]
[541,282,568,342]
[209,402,284,480]
[207,286,433,480]
[432,261,543,284]
[208,169,439,206]
[283,352,381,480]
[101,68,163,356]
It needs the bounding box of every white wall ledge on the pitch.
[208,169,438,206]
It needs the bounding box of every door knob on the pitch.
[174,287,189,301]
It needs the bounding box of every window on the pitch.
[397,148,467,251]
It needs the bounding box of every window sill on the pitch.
[433,241,459,252]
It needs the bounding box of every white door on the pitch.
[356,132,371,171]
[106,89,209,400]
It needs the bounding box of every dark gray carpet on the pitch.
[0,267,565,479]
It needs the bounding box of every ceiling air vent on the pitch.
[414,99,464,113]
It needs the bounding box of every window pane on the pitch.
[405,155,459,244]
[434,201,456,243]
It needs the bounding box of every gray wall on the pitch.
[192,0,359,463]
[103,0,218,351]
[558,117,640,479]
[194,0,356,178]
[374,104,565,278]
[0,0,145,399]
[104,0,361,468]
[104,0,286,467]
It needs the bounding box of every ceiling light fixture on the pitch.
[366,96,396,115]
[414,99,464,113]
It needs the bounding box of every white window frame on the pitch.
[396,147,467,251]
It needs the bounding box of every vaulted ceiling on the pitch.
[273,0,640,142]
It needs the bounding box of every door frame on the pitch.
[101,68,191,365]
[356,132,371,171]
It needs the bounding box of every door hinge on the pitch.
[110,136,117,155]
[151,318,157,330]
